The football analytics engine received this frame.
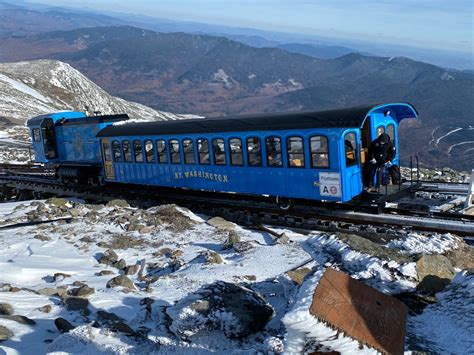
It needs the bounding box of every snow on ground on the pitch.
[0,199,472,354]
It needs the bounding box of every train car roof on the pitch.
[96,103,418,137]
[27,112,129,127]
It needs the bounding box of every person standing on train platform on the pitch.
[367,133,396,191]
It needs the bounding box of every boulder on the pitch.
[98,249,119,266]
[68,285,95,298]
[96,270,115,277]
[34,234,51,242]
[47,197,68,207]
[54,317,75,333]
[106,275,137,291]
[64,297,89,311]
[223,231,241,249]
[233,241,255,253]
[204,251,223,264]
[0,303,13,316]
[124,265,139,276]
[97,310,124,323]
[0,325,13,341]
[113,258,127,270]
[38,305,52,313]
[167,281,274,339]
[207,217,236,231]
[287,268,312,285]
[106,199,130,208]
[0,315,36,325]
[416,254,456,294]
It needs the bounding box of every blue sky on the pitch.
[30,0,472,53]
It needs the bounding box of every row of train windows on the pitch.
[108,136,331,168]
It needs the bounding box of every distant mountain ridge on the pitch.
[0,59,185,123]
[0,25,472,170]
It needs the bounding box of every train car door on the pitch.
[343,130,363,199]
[40,118,58,160]
[101,138,115,180]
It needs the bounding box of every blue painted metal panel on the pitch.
[103,127,352,201]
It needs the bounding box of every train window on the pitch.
[344,132,357,167]
[212,138,226,165]
[103,142,112,162]
[310,136,329,168]
[32,129,41,142]
[229,138,243,166]
[386,124,395,142]
[183,139,195,164]
[266,136,282,167]
[247,137,262,166]
[112,140,122,162]
[133,140,143,162]
[376,126,385,137]
[122,140,132,162]
[197,139,210,165]
[169,139,181,164]
[145,140,155,163]
[287,136,305,168]
[156,140,167,163]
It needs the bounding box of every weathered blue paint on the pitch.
[100,103,417,203]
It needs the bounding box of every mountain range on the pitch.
[1,25,472,169]
[0,59,186,125]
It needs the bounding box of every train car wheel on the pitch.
[276,196,293,210]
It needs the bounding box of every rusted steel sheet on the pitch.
[310,268,408,354]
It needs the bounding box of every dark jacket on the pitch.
[369,133,396,165]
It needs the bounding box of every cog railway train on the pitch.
[27,103,418,205]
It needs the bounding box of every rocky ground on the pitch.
[0,198,472,354]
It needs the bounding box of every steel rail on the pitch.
[1,173,473,237]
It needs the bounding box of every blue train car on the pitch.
[96,103,417,203]
[27,112,129,180]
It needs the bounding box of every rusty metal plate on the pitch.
[310,268,407,354]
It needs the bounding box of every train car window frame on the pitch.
[103,142,112,162]
[229,137,243,166]
[212,138,227,165]
[247,137,262,167]
[376,125,385,138]
[144,139,155,163]
[169,139,181,164]
[197,138,210,165]
[183,139,195,164]
[112,140,122,162]
[122,140,132,162]
[265,136,283,167]
[344,132,358,167]
[310,135,329,168]
[386,124,395,142]
[156,139,167,163]
[287,136,305,168]
[32,128,41,142]
[133,139,144,163]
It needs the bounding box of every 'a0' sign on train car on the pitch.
[319,172,341,197]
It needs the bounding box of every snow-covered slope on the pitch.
[0,59,185,123]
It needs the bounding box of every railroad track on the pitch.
[1,167,473,237]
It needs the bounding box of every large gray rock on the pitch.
[0,303,13,315]
[98,249,119,266]
[54,317,75,333]
[167,281,274,339]
[207,217,236,231]
[0,325,13,341]
[106,199,130,208]
[0,315,36,325]
[68,285,95,298]
[416,254,456,294]
[106,275,136,291]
